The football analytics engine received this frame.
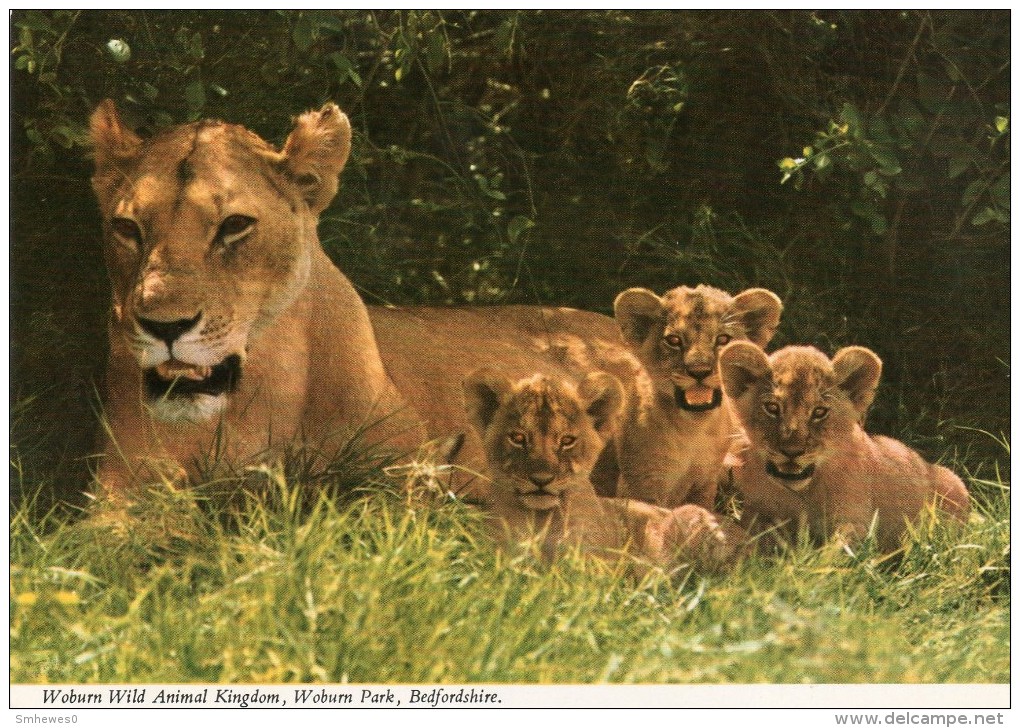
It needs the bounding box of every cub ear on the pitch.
[730,288,783,347]
[718,341,770,400]
[279,102,353,214]
[577,372,625,439]
[463,367,512,436]
[614,288,663,349]
[832,346,882,416]
[89,99,143,201]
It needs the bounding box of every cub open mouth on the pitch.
[144,354,242,400]
[766,461,816,483]
[518,488,562,510]
[674,385,723,412]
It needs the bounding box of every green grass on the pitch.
[9,450,1010,685]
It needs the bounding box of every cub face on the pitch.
[719,342,881,492]
[615,285,782,413]
[463,370,624,511]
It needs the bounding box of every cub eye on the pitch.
[715,334,732,346]
[811,406,829,421]
[110,217,141,245]
[559,435,577,450]
[762,401,780,418]
[663,334,682,349]
[507,432,527,447]
[215,215,256,247]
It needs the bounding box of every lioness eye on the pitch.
[507,432,527,447]
[559,435,577,450]
[110,217,141,245]
[715,334,732,346]
[763,402,780,418]
[216,215,256,247]
[811,406,829,421]
[663,334,682,349]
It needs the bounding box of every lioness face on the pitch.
[615,285,782,414]
[719,343,882,492]
[89,101,351,422]
[464,370,624,511]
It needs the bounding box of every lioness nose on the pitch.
[137,313,202,347]
[529,473,555,488]
[779,447,806,459]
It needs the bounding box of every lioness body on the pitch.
[610,285,782,508]
[464,369,746,569]
[719,343,970,551]
[88,101,631,495]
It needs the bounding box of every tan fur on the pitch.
[89,102,634,497]
[719,342,970,551]
[463,369,747,570]
[611,284,782,508]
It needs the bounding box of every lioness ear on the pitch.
[578,373,625,439]
[832,346,882,416]
[730,288,783,347]
[463,368,512,435]
[614,288,663,349]
[280,102,352,214]
[89,99,143,201]
[719,341,770,400]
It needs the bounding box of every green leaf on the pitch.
[307,10,345,32]
[916,72,945,113]
[868,116,893,144]
[961,180,983,207]
[507,215,535,244]
[190,32,204,60]
[426,30,446,75]
[185,81,206,113]
[995,116,1009,134]
[17,11,53,34]
[947,154,970,179]
[869,147,901,175]
[329,53,362,87]
[839,103,863,137]
[141,82,159,101]
[51,126,75,149]
[971,208,993,226]
[14,54,31,71]
[991,174,1009,205]
[293,14,315,52]
[897,98,926,140]
[475,174,506,200]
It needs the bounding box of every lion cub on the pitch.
[718,342,970,551]
[611,284,782,508]
[463,368,746,570]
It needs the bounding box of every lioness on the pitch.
[718,342,970,551]
[88,100,631,496]
[463,368,747,570]
[609,284,782,508]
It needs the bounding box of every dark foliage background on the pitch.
[10,10,1009,507]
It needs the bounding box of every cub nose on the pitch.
[137,312,202,347]
[686,366,713,382]
[528,473,556,489]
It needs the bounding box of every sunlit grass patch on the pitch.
[9,441,1009,684]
